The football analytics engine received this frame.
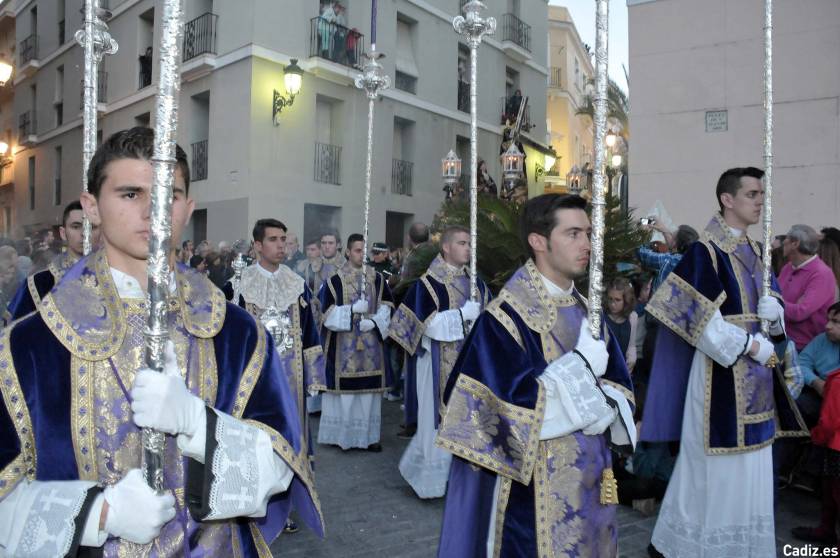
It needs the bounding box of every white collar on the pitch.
[728,226,745,238]
[794,254,818,270]
[110,267,177,299]
[256,262,283,278]
[539,272,574,297]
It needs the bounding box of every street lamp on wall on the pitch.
[272,58,303,125]
[0,56,13,87]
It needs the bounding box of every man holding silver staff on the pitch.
[223,217,326,534]
[435,194,635,557]
[224,217,327,420]
[390,225,491,499]
[7,200,101,320]
[643,167,806,557]
[317,233,394,451]
[0,128,322,556]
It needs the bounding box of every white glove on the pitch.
[582,405,617,436]
[131,341,205,436]
[574,319,609,377]
[460,300,481,322]
[351,299,369,314]
[103,469,176,544]
[757,295,783,324]
[748,333,775,366]
[358,318,375,332]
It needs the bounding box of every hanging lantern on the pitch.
[502,142,524,183]
[442,150,461,200]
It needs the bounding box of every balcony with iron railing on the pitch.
[79,71,108,110]
[309,17,364,70]
[500,95,532,131]
[18,110,36,143]
[192,140,208,181]
[18,35,39,78]
[391,159,413,196]
[183,13,217,62]
[500,13,531,54]
[314,142,341,185]
[549,67,563,89]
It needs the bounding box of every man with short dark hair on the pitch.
[318,234,394,451]
[296,237,323,292]
[391,225,491,499]
[436,194,634,556]
[644,167,806,557]
[225,218,326,433]
[0,127,322,554]
[779,224,837,351]
[224,218,326,535]
[318,231,345,282]
[7,200,101,320]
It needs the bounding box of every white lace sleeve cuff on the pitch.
[696,310,749,367]
[323,304,352,332]
[188,409,294,521]
[538,352,611,440]
[424,310,465,343]
[371,305,391,338]
[0,479,103,556]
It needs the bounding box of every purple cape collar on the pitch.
[38,249,226,360]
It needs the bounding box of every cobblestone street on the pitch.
[272,399,821,557]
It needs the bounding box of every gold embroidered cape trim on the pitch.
[232,325,268,418]
[303,345,326,392]
[40,250,226,360]
[499,260,580,334]
[486,299,524,350]
[436,375,545,485]
[26,273,43,307]
[646,272,727,347]
[70,356,97,481]
[703,213,760,255]
[0,328,36,498]
[389,303,433,356]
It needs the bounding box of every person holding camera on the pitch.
[636,218,699,294]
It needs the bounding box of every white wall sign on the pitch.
[705,110,728,132]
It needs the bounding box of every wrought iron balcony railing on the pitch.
[192,140,208,181]
[501,13,531,52]
[309,17,364,69]
[183,12,218,62]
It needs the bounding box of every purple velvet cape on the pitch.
[641,215,806,452]
[0,253,324,557]
[435,262,633,558]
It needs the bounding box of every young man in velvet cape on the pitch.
[436,194,635,557]
[7,200,101,320]
[0,127,322,556]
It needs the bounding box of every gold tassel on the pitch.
[600,468,619,505]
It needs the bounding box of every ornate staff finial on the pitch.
[453,0,495,304]
[76,0,118,255]
[353,51,390,299]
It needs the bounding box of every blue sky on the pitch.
[548,0,629,92]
